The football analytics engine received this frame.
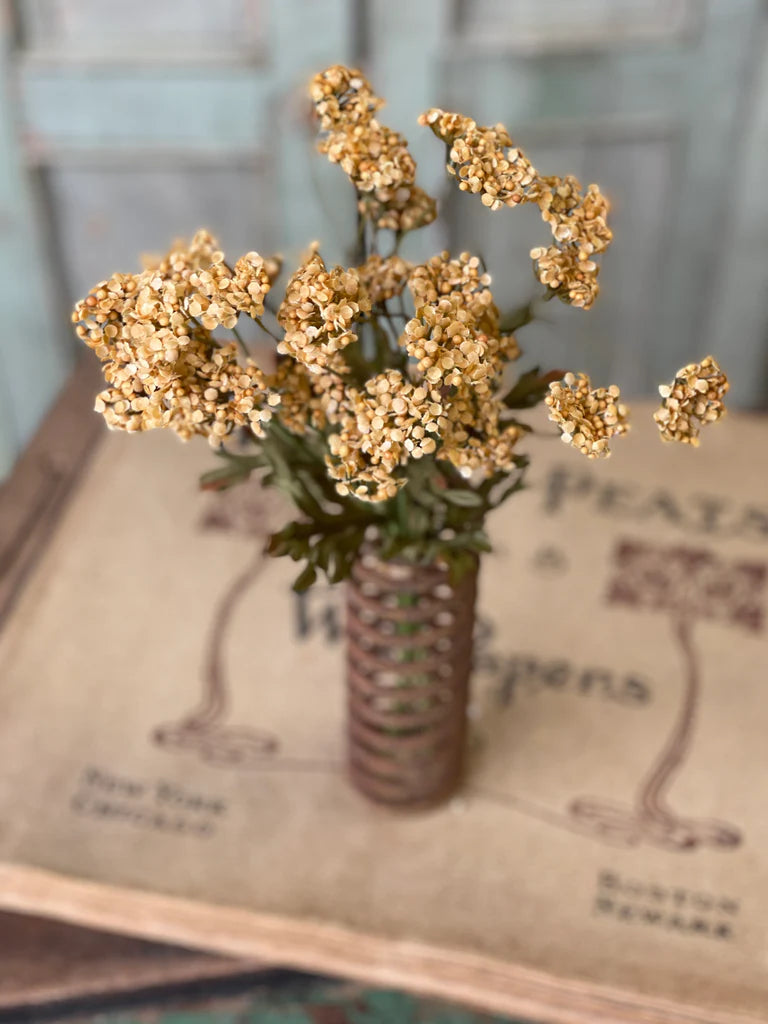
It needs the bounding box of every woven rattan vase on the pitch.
[346,550,479,809]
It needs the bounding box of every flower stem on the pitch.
[253,316,282,344]
[231,325,251,359]
[355,204,367,264]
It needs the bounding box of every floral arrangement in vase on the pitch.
[72,65,729,808]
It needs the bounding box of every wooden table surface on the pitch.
[0,912,512,1024]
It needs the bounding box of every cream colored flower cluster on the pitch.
[654,356,729,446]
[419,109,540,211]
[356,254,412,305]
[404,294,491,390]
[484,332,521,368]
[545,372,629,459]
[276,252,371,374]
[324,123,416,202]
[72,231,279,445]
[437,384,524,478]
[268,359,345,436]
[409,251,493,319]
[404,252,516,393]
[266,358,315,435]
[325,371,443,501]
[309,66,436,234]
[95,344,277,442]
[73,64,731,521]
[410,253,520,374]
[362,186,437,234]
[272,247,526,500]
[419,110,612,310]
[187,252,278,329]
[530,175,612,310]
[309,64,384,135]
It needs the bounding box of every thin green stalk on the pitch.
[354,203,367,264]
[253,315,281,344]
[374,305,400,349]
[231,324,251,359]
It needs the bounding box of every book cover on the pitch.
[0,404,766,1024]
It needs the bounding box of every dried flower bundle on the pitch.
[72,64,729,590]
[545,373,629,459]
[654,357,729,446]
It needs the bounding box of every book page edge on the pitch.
[0,861,759,1024]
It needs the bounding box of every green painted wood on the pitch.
[46,162,278,301]
[20,69,275,146]
[17,0,358,271]
[0,372,16,479]
[367,0,452,261]
[20,0,265,55]
[650,0,765,391]
[708,19,768,409]
[0,7,72,478]
[270,0,357,261]
[413,0,766,399]
[0,0,358,480]
[2,0,766,481]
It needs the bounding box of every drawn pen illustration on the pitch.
[152,484,767,853]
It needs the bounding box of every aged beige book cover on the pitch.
[0,403,766,1024]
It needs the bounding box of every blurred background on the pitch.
[1,0,767,480]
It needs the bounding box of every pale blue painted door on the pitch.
[0,0,766,478]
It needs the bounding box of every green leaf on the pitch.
[498,299,536,333]
[199,445,267,490]
[265,535,293,558]
[199,467,243,492]
[444,529,492,553]
[441,489,484,508]
[292,564,318,593]
[503,367,564,410]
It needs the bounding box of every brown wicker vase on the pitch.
[346,550,479,809]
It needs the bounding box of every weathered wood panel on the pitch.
[0,6,72,478]
[1,0,766,479]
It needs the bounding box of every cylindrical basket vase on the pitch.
[346,550,479,809]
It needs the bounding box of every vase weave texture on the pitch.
[346,551,478,808]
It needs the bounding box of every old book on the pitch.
[0,378,766,1024]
